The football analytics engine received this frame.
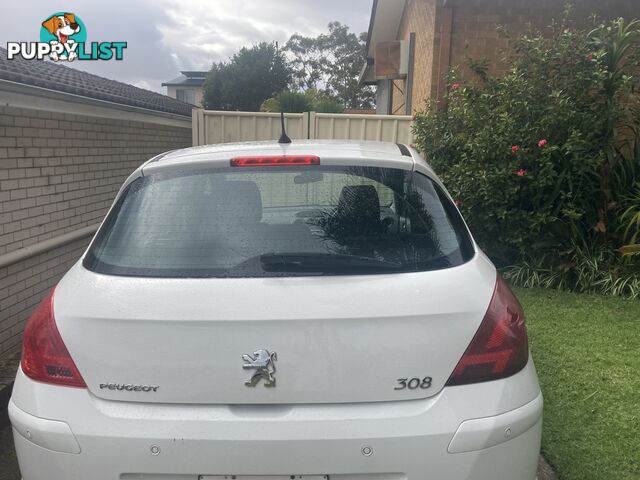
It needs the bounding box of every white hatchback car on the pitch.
[10,140,542,480]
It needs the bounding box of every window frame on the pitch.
[176,88,196,104]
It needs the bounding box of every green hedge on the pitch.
[414,17,640,297]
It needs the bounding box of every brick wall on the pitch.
[0,105,191,356]
[0,237,87,356]
[445,0,639,89]
[391,0,438,115]
[383,0,638,110]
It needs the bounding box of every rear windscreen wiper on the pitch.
[259,252,403,273]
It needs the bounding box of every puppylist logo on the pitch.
[6,12,127,62]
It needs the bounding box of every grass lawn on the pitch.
[514,288,640,480]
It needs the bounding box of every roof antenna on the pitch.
[278,111,291,144]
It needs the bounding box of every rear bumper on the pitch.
[10,359,542,480]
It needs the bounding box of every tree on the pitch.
[203,42,291,111]
[285,22,375,109]
[285,34,326,91]
[321,22,375,110]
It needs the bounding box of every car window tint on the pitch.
[84,166,474,277]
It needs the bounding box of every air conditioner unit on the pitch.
[374,40,409,80]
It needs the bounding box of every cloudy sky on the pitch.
[2,0,372,93]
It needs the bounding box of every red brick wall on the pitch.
[392,0,439,115]
[388,0,638,112]
[443,0,639,90]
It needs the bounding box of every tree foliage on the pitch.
[262,91,311,113]
[285,33,325,91]
[285,22,375,109]
[203,42,291,111]
[261,89,344,113]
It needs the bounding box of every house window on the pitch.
[176,89,196,105]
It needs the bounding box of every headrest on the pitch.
[337,185,381,222]
[214,180,263,223]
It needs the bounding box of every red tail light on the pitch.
[230,155,320,167]
[21,289,86,388]
[446,276,528,386]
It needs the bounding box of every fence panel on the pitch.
[193,110,414,146]
[197,111,307,145]
[310,113,413,144]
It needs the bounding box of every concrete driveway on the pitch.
[0,425,18,480]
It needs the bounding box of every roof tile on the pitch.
[0,47,194,117]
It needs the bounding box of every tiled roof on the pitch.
[162,71,207,87]
[0,47,193,117]
[180,71,207,78]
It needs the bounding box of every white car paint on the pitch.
[10,140,542,480]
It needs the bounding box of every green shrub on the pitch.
[620,181,640,245]
[312,97,344,113]
[262,89,345,113]
[263,91,311,113]
[503,247,640,299]
[413,17,640,296]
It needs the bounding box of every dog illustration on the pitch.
[41,13,81,62]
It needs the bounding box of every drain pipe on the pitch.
[436,3,454,110]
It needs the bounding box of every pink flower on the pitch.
[586,53,594,61]
[454,199,462,208]
[451,83,460,91]
[412,114,417,122]
[538,139,548,148]
[409,144,415,149]
[511,145,521,153]
[517,169,527,177]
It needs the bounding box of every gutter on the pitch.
[0,78,193,121]
[161,82,206,87]
[364,0,379,59]
[358,58,376,86]
[359,0,379,86]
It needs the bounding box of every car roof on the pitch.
[142,140,417,174]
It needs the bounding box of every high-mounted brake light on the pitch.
[22,289,86,388]
[446,275,528,386]
[230,155,320,167]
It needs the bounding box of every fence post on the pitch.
[198,109,205,145]
[308,111,316,140]
[302,112,309,139]
[192,108,200,146]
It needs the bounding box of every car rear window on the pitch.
[83,165,474,277]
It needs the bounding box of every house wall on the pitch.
[391,0,438,115]
[166,85,205,107]
[442,0,639,93]
[0,101,191,357]
[382,0,638,113]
